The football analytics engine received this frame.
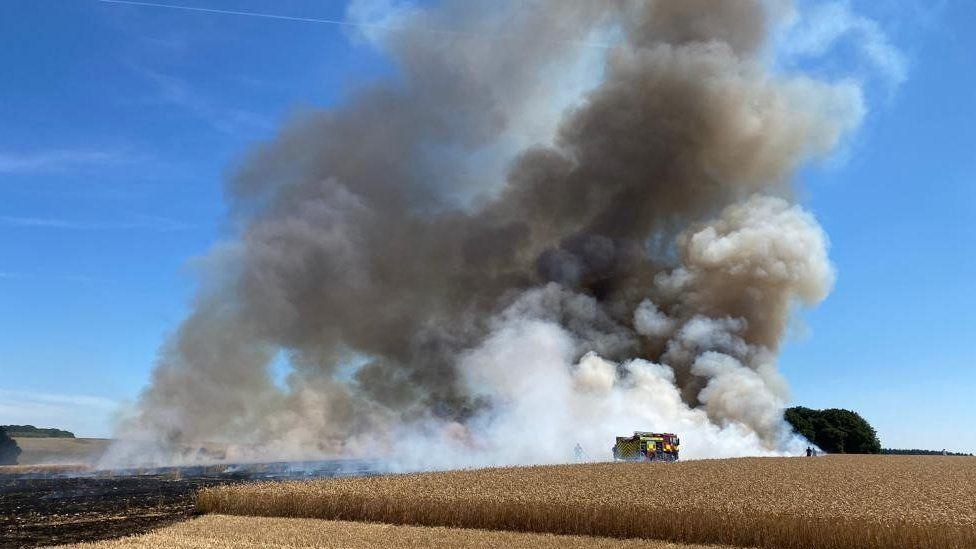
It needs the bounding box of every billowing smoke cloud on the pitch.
[106,0,867,467]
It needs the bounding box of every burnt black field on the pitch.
[0,460,383,548]
[1,475,233,548]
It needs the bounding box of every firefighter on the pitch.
[574,443,585,461]
[806,446,812,457]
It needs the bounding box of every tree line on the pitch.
[1,425,75,438]
[881,448,973,456]
[785,406,972,455]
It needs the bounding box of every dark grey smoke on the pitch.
[109,0,863,465]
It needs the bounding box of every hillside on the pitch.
[13,437,111,465]
[2,425,75,438]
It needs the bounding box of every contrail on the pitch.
[96,0,614,49]
[97,0,396,30]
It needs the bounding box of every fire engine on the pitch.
[612,432,680,461]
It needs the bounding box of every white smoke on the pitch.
[386,196,830,468]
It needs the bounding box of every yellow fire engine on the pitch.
[612,432,680,461]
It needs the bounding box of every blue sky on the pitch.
[1,1,973,452]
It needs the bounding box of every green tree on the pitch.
[784,407,816,441]
[784,407,881,454]
[0,428,21,465]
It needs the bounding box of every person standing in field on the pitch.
[806,446,812,457]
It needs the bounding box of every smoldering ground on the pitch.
[104,0,867,468]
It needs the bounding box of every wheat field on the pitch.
[59,514,726,548]
[0,463,90,475]
[198,455,976,549]
[12,437,111,465]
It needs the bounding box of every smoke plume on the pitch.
[109,0,866,467]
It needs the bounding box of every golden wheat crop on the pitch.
[198,455,976,549]
[0,463,90,475]
[59,514,725,548]
[12,437,111,465]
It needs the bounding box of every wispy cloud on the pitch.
[134,66,274,135]
[0,214,194,232]
[782,1,908,92]
[0,389,118,410]
[0,389,119,438]
[0,271,105,284]
[0,150,126,174]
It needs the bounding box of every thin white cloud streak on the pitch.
[0,389,119,438]
[0,215,194,232]
[0,216,84,229]
[0,150,124,174]
[0,271,106,284]
[0,389,117,410]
